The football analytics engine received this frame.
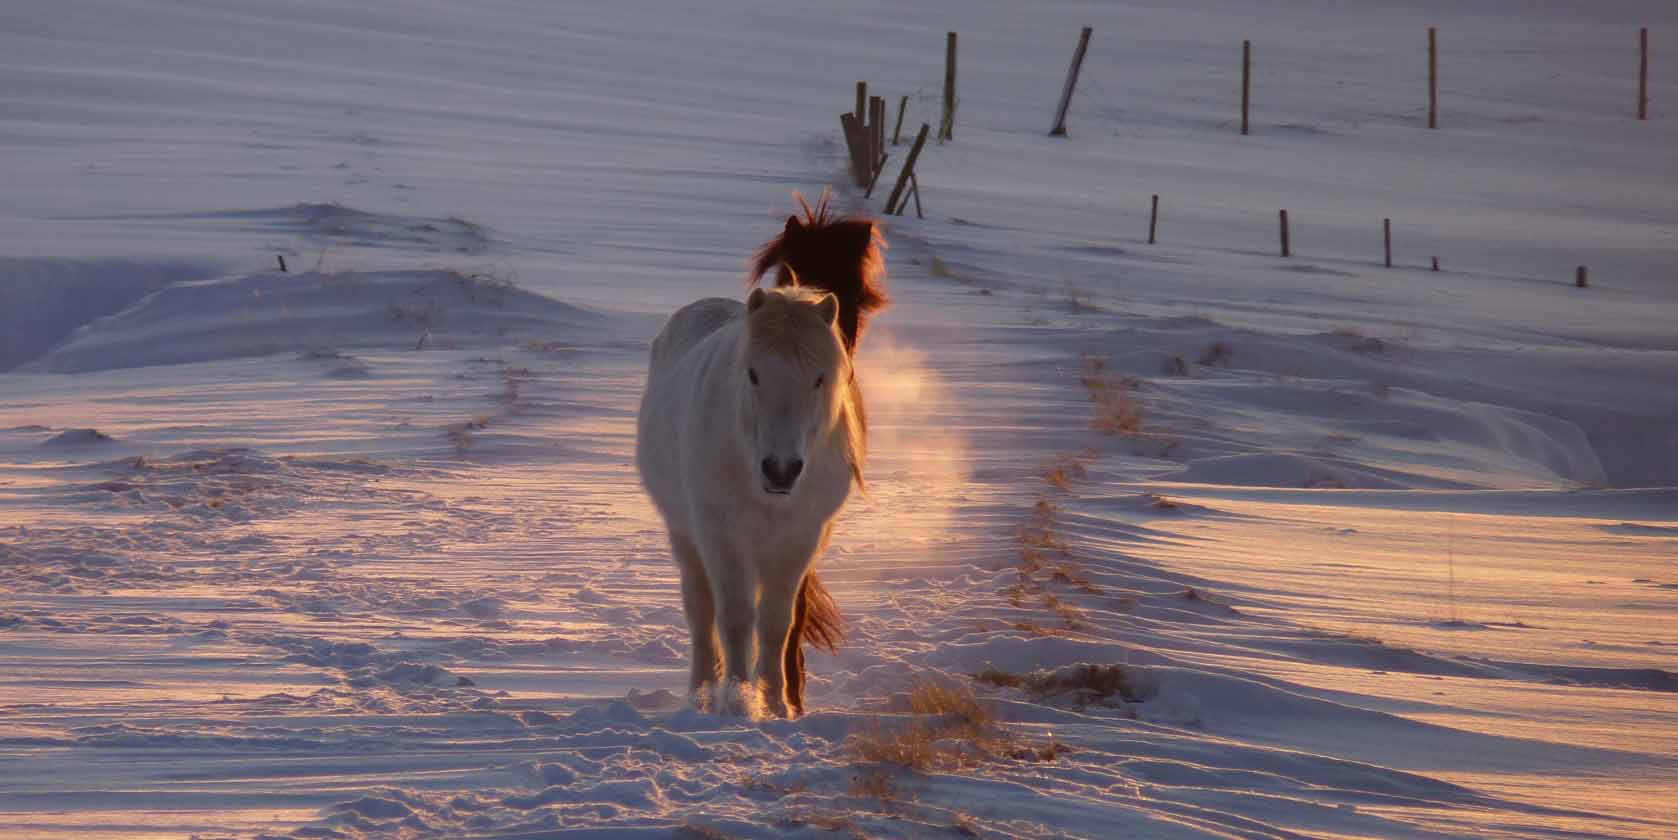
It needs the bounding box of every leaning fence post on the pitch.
[1383,218,1392,268]
[277,255,288,273]
[886,124,931,215]
[1050,27,1094,136]
[1640,27,1650,120]
[1148,194,1160,244]
[1242,40,1252,135]
[1428,27,1438,129]
[894,95,909,144]
[941,32,958,141]
[1279,209,1291,257]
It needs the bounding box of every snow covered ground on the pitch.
[2,1,1675,837]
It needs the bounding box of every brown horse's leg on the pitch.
[784,576,810,717]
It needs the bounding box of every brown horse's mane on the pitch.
[749,190,889,354]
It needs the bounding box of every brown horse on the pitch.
[748,190,889,715]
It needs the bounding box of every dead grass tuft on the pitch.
[1080,357,1143,435]
[847,678,1069,789]
[1040,454,1087,490]
[975,663,1148,706]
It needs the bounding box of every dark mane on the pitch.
[749,190,889,353]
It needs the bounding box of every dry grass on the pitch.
[975,663,1148,706]
[1080,357,1142,435]
[848,678,1066,778]
[1040,454,1087,490]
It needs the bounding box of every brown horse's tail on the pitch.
[798,572,844,653]
[784,572,844,717]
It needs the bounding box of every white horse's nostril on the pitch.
[761,457,800,490]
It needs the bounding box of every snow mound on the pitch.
[24,269,617,373]
[0,257,213,371]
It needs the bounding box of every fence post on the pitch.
[1279,209,1291,257]
[1383,218,1392,268]
[1576,266,1589,288]
[840,112,869,187]
[1148,194,1159,244]
[1432,256,1440,272]
[1428,27,1438,129]
[1640,27,1650,120]
[1050,27,1094,136]
[886,124,931,215]
[870,96,886,171]
[941,32,958,141]
[1242,40,1251,135]
[277,255,288,273]
[856,81,867,124]
[894,95,909,144]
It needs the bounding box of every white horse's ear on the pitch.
[747,287,769,313]
[816,293,838,326]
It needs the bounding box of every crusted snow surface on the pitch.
[3,0,1676,838]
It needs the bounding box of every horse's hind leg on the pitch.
[783,579,809,717]
[671,534,719,705]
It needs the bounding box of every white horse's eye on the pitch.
[748,368,759,386]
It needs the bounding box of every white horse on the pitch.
[636,285,865,718]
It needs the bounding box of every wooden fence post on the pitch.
[840,112,869,187]
[1576,266,1589,287]
[1431,256,1440,272]
[1242,40,1251,135]
[1148,194,1159,244]
[1050,27,1094,136]
[1383,218,1392,268]
[277,255,288,273]
[941,32,958,141]
[1428,27,1438,129]
[856,81,867,123]
[886,124,931,215]
[1279,209,1291,257]
[894,95,909,144]
[871,96,886,170]
[1640,27,1649,120]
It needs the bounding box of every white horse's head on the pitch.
[739,286,849,498]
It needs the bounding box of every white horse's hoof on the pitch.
[688,684,716,713]
[715,679,763,719]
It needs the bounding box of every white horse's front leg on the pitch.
[754,570,801,719]
[706,544,759,717]
[670,534,719,707]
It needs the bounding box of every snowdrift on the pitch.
[21,269,618,373]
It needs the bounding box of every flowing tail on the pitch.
[799,572,844,652]
[784,572,844,717]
